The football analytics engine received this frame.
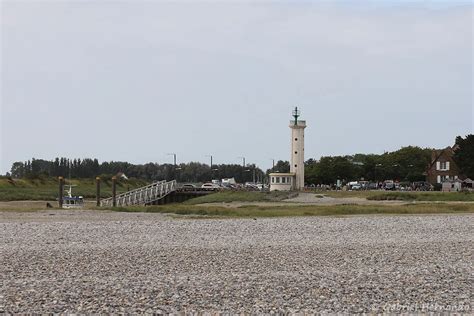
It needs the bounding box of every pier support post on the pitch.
[96,177,101,207]
[58,176,64,208]
[112,176,117,207]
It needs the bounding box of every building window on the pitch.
[271,177,275,184]
[294,164,297,168]
[287,177,291,183]
[294,151,298,154]
[437,161,450,171]
[276,177,280,183]
[282,177,286,183]
[295,138,298,141]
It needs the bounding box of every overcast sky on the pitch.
[1,0,473,174]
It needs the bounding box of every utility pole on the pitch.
[206,155,213,168]
[206,155,214,181]
[58,176,64,208]
[112,176,117,207]
[238,157,246,183]
[96,177,101,207]
[167,153,179,182]
[375,164,382,188]
[167,153,177,166]
[270,158,275,172]
[238,156,246,168]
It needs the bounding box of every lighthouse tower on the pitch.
[269,107,307,191]
[290,107,306,190]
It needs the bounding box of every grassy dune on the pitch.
[110,202,474,218]
[366,191,474,201]
[0,177,148,201]
[184,191,297,204]
[318,190,474,201]
[188,190,474,204]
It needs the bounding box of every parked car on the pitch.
[347,181,361,190]
[368,182,378,190]
[413,181,432,191]
[181,184,196,189]
[399,182,412,191]
[383,181,395,190]
[220,182,237,190]
[359,181,369,190]
[244,182,259,191]
[201,183,220,190]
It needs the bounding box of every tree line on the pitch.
[8,135,473,185]
[304,146,432,184]
[268,135,473,185]
[265,146,432,184]
[9,158,265,184]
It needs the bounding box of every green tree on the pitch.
[10,162,25,178]
[267,160,290,174]
[453,134,474,179]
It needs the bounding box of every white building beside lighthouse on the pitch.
[269,107,307,191]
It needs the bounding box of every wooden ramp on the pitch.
[100,180,177,207]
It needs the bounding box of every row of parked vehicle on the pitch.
[346,180,433,191]
[181,181,268,191]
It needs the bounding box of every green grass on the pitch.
[107,202,474,218]
[319,190,474,201]
[0,177,149,201]
[184,191,297,205]
[321,190,381,198]
[367,191,474,201]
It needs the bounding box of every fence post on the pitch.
[58,176,64,208]
[96,177,101,207]
[112,176,117,207]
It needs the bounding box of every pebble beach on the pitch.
[1,210,472,313]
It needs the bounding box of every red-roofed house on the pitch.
[426,146,462,185]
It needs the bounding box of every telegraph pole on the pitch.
[96,177,101,207]
[238,156,246,168]
[167,153,179,182]
[270,158,275,172]
[238,157,246,183]
[58,176,64,208]
[112,176,117,207]
[206,155,213,168]
[167,153,177,166]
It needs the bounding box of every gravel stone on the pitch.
[1,210,472,313]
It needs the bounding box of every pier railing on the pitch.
[100,180,177,207]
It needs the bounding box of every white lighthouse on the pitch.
[290,107,306,190]
[269,107,307,191]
